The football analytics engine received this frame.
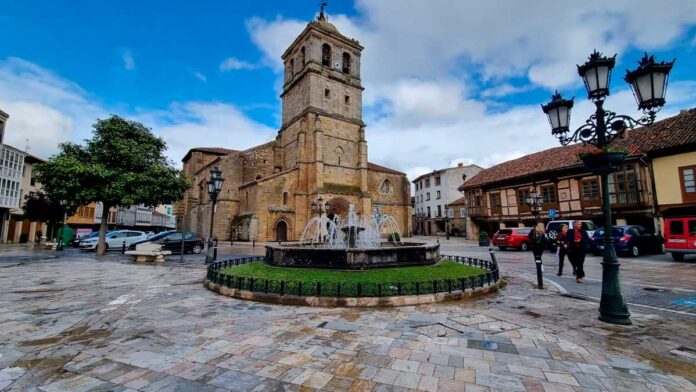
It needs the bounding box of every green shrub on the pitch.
[388,232,401,242]
[479,231,489,240]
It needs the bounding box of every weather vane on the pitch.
[319,0,328,20]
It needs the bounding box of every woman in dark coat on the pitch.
[565,221,591,283]
[555,224,570,276]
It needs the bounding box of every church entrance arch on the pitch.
[326,197,350,219]
[276,220,288,242]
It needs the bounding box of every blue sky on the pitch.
[2,1,696,181]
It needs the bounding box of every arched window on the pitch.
[335,146,344,166]
[289,58,294,76]
[322,44,331,67]
[300,46,305,66]
[283,192,288,205]
[342,52,351,74]
[380,179,393,195]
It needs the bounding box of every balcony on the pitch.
[610,189,649,207]
[468,206,488,217]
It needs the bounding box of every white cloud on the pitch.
[193,71,207,82]
[0,57,275,164]
[122,49,135,71]
[219,57,256,71]
[246,1,696,178]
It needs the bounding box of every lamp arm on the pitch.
[557,108,655,147]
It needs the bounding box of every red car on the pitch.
[493,227,533,251]
[664,217,696,261]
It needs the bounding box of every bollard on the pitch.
[252,240,256,248]
[535,255,544,289]
[122,241,126,254]
[213,239,218,261]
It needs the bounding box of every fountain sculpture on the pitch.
[265,203,440,269]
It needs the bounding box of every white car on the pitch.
[79,230,148,251]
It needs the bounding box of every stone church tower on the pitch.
[178,13,411,242]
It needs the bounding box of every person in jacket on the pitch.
[528,225,547,262]
[565,221,591,283]
[555,224,570,276]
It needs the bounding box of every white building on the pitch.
[0,110,28,242]
[412,163,482,236]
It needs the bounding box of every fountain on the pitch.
[265,203,440,269]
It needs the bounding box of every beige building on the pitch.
[3,151,48,243]
[460,108,696,237]
[178,14,411,242]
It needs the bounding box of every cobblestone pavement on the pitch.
[1,246,695,391]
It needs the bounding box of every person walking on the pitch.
[565,221,591,283]
[555,224,570,276]
[528,224,547,263]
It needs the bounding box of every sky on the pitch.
[2,0,696,183]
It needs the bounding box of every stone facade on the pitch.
[178,15,411,242]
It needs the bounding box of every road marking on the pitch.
[581,295,696,317]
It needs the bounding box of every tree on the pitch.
[34,115,189,255]
[22,191,76,240]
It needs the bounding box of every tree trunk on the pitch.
[96,203,111,256]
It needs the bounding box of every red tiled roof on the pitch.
[449,196,467,205]
[368,162,406,175]
[462,107,696,189]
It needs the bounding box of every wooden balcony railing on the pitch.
[467,206,488,217]
[610,189,649,207]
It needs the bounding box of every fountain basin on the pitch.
[265,242,441,270]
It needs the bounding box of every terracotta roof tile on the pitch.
[463,107,696,189]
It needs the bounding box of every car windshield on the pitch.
[582,221,598,231]
[516,228,531,234]
[105,231,122,238]
[147,231,175,241]
[497,229,512,235]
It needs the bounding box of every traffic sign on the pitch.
[548,209,558,219]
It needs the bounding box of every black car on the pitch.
[128,231,204,254]
[591,225,665,257]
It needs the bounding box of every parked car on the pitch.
[492,227,533,251]
[664,217,696,261]
[591,225,664,257]
[546,220,598,251]
[128,230,204,254]
[79,230,148,251]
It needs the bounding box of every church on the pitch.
[178,12,411,242]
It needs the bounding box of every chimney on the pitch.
[457,162,464,168]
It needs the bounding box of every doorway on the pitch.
[276,220,288,242]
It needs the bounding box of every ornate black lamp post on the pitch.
[542,51,674,325]
[444,205,451,240]
[205,167,224,263]
[310,196,331,217]
[525,186,545,224]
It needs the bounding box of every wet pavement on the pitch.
[0,243,695,391]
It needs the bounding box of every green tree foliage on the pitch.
[22,191,76,240]
[34,115,189,255]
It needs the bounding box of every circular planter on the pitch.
[478,239,490,247]
[581,152,627,175]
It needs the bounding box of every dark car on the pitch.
[128,231,204,254]
[591,225,664,257]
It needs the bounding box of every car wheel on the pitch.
[671,253,684,261]
[630,245,640,257]
[520,242,529,251]
[192,244,202,254]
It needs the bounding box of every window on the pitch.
[283,192,288,206]
[344,95,350,104]
[437,205,441,217]
[324,89,330,98]
[425,179,430,188]
[460,208,466,218]
[610,163,641,204]
[670,220,684,235]
[541,185,557,204]
[581,179,600,200]
[342,52,351,73]
[289,58,294,76]
[689,219,696,235]
[426,192,430,201]
[435,176,441,186]
[380,179,393,195]
[436,190,441,199]
[517,189,530,206]
[300,46,305,65]
[426,206,431,217]
[322,44,331,66]
[489,193,502,208]
[680,165,696,202]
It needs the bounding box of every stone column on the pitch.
[313,116,324,189]
[28,221,37,243]
[13,220,22,243]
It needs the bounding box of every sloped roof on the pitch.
[368,162,406,175]
[182,147,237,162]
[449,196,467,206]
[462,107,696,189]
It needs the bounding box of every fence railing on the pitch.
[205,254,500,298]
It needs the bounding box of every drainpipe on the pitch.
[640,155,661,234]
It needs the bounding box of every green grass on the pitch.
[220,260,484,284]
[216,260,489,297]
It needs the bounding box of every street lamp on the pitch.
[310,196,331,217]
[525,186,544,224]
[205,166,224,263]
[541,51,674,325]
[444,205,451,240]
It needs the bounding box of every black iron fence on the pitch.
[205,254,500,298]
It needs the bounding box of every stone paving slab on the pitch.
[0,253,695,392]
